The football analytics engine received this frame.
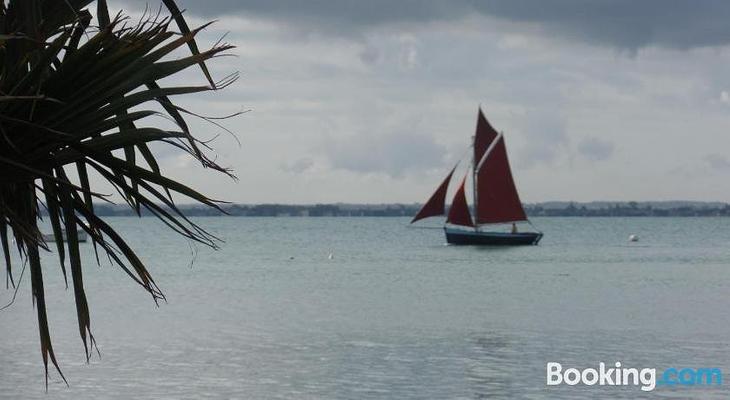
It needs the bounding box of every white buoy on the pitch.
[327,252,334,260]
[628,234,639,242]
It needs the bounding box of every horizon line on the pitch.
[92,200,730,206]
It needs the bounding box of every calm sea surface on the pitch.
[2,217,730,399]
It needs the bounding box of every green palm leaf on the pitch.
[0,0,237,387]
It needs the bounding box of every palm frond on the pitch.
[0,0,237,385]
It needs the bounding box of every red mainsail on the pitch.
[475,135,527,224]
[410,164,457,223]
[474,109,499,171]
[446,174,474,227]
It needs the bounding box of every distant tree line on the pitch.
[524,202,730,217]
[84,202,730,217]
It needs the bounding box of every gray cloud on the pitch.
[473,0,730,50]
[132,0,730,50]
[358,46,380,66]
[109,0,730,202]
[323,131,446,177]
[705,154,730,171]
[280,157,315,174]
[577,137,615,161]
[160,1,466,29]
[516,112,569,168]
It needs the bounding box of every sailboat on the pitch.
[411,109,543,245]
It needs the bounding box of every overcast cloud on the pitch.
[112,1,730,203]
[127,1,730,49]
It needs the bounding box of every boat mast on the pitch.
[472,134,478,232]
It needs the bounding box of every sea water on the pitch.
[1,217,730,399]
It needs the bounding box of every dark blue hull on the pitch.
[444,227,542,246]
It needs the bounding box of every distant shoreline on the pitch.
[84,201,730,217]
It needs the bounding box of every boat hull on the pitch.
[444,227,542,246]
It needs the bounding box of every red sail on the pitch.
[474,109,499,170]
[446,174,474,227]
[476,135,527,224]
[410,164,457,223]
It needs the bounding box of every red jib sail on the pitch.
[410,164,458,223]
[474,109,499,171]
[446,174,474,227]
[476,135,527,224]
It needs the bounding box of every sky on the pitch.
[112,0,730,203]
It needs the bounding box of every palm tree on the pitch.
[0,0,237,387]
